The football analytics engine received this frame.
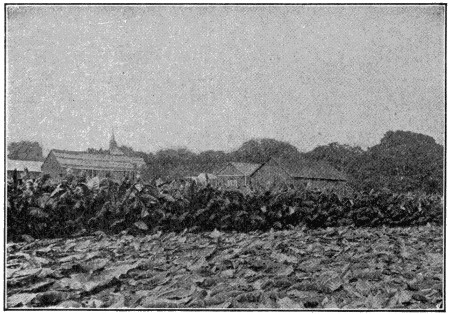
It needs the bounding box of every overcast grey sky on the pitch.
[6,5,445,154]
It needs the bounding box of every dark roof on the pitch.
[270,157,347,181]
[50,149,146,172]
[229,162,261,176]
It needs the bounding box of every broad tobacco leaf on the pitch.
[6,225,442,310]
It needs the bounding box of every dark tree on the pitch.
[349,131,443,194]
[231,138,301,163]
[303,142,364,172]
[8,141,44,161]
[194,150,228,173]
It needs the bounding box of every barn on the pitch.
[41,131,145,180]
[251,157,347,191]
[216,162,261,188]
[41,150,146,181]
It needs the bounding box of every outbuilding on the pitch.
[41,131,145,181]
[251,157,347,191]
[7,159,43,179]
[215,162,261,188]
[41,149,145,181]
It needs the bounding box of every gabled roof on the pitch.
[227,162,261,176]
[269,157,347,181]
[230,162,261,176]
[49,149,145,172]
[7,159,43,172]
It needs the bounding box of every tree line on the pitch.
[8,130,444,195]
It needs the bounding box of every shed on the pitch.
[42,149,146,180]
[215,162,261,188]
[251,157,347,191]
[7,159,43,179]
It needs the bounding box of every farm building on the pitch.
[216,162,261,188]
[216,157,347,191]
[251,157,347,191]
[7,159,43,179]
[41,132,145,180]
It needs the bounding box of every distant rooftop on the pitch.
[7,159,43,173]
[50,149,145,172]
[271,157,347,181]
[229,162,261,176]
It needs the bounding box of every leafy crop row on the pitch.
[7,175,443,240]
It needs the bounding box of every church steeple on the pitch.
[109,127,124,155]
[110,127,117,150]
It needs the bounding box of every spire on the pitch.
[109,127,124,155]
[111,127,116,143]
[109,127,118,150]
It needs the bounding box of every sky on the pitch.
[6,5,445,154]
